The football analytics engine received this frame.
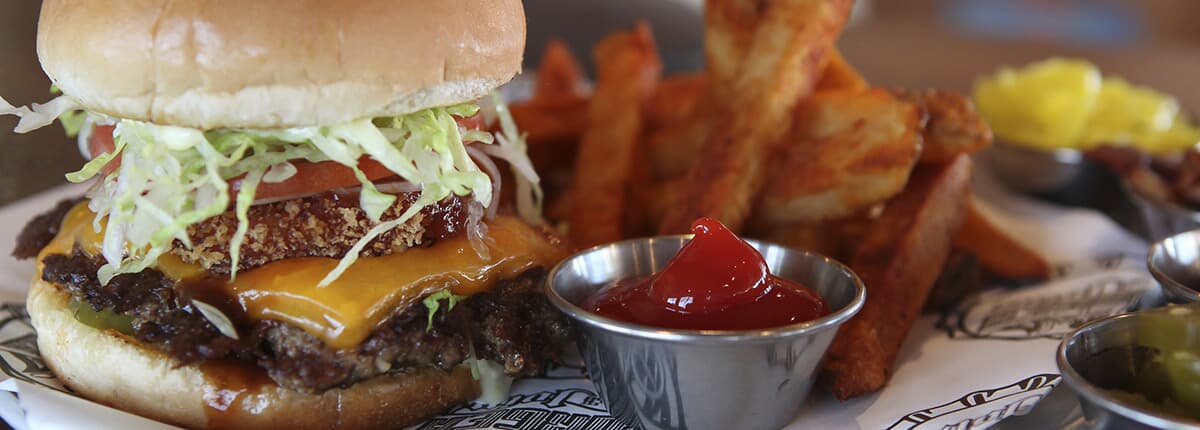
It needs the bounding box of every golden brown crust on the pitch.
[820,156,972,399]
[37,0,526,129]
[28,277,481,429]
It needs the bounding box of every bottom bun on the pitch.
[27,277,480,429]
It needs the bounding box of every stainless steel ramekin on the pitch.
[1148,229,1200,304]
[545,236,865,430]
[985,141,1088,195]
[1130,183,1200,243]
[1058,311,1200,429]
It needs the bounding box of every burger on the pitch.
[4,0,573,428]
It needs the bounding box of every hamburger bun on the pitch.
[36,0,526,129]
[28,276,481,429]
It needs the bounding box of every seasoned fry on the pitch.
[891,88,993,163]
[508,98,589,144]
[546,188,573,224]
[508,98,588,199]
[757,89,922,225]
[815,48,868,92]
[659,0,853,234]
[569,22,662,248]
[632,177,688,238]
[508,40,591,193]
[924,250,983,314]
[822,155,972,400]
[648,72,710,128]
[646,116,711,180]
[954,200,1052,280]
[756,214,875,263]
[704,0,760,103]
[532,39,588,103]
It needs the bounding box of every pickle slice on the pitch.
[68,299,134,336]
[1136,305,1200,419]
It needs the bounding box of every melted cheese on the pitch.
[43,203,567,350]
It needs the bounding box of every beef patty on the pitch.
[17,197,571,393]
[39,249,570,392]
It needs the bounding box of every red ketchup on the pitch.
[585,218,830,330]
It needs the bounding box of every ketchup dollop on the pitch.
[585,218,830,330]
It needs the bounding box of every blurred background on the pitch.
[3,0,1199,206]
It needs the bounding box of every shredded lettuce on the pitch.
[59,105,494,285]
[483,93,544,224]
[229,168,264,280]
[4,92,547,287]
[422,289,466,331]
[0,94,79,133]
[58,110,88,137]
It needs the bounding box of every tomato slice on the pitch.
[88,125,119,175]
[84,114,486,200]
[239,158,395,199]
[457,113,485,131]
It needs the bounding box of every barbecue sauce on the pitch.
[200,360,274,427]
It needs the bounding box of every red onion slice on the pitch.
[466,145,502,220]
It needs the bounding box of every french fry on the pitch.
[704,0,760,103]
[815,48,868,92]
[659,0,853,234]
[508,98,589,144]
[757,89,922,225]
[647,72,709,129]
[631,177,688,238]
[507,99,588,199]
[757,219,864,263]
[569,22,662,248]
[924,249,983,314]
[546,187,573,224]
[507,41,591,191]
[890,89,993,163]
[954,200,1052,280]
[822,155,972,400]
[646,115,711,180]
[532,39,588,103]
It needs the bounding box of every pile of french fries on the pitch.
[502,0,1053,400]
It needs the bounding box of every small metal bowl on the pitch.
[983,141,1130,209]
[545,236,865,430]
[1148,229,1200,304]
[1058,311,1200,429]
[985,141,1087,195]
[1127,181,1200,243]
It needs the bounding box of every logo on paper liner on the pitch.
[938,254,1151,340]
[888,373,1061,430]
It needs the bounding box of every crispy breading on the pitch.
[659,0,853,234]
[756,89,922,225]
[822,155,972,400]
[891,88,993,163]
[172,192,469,274]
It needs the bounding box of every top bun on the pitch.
[37,0,526,129]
